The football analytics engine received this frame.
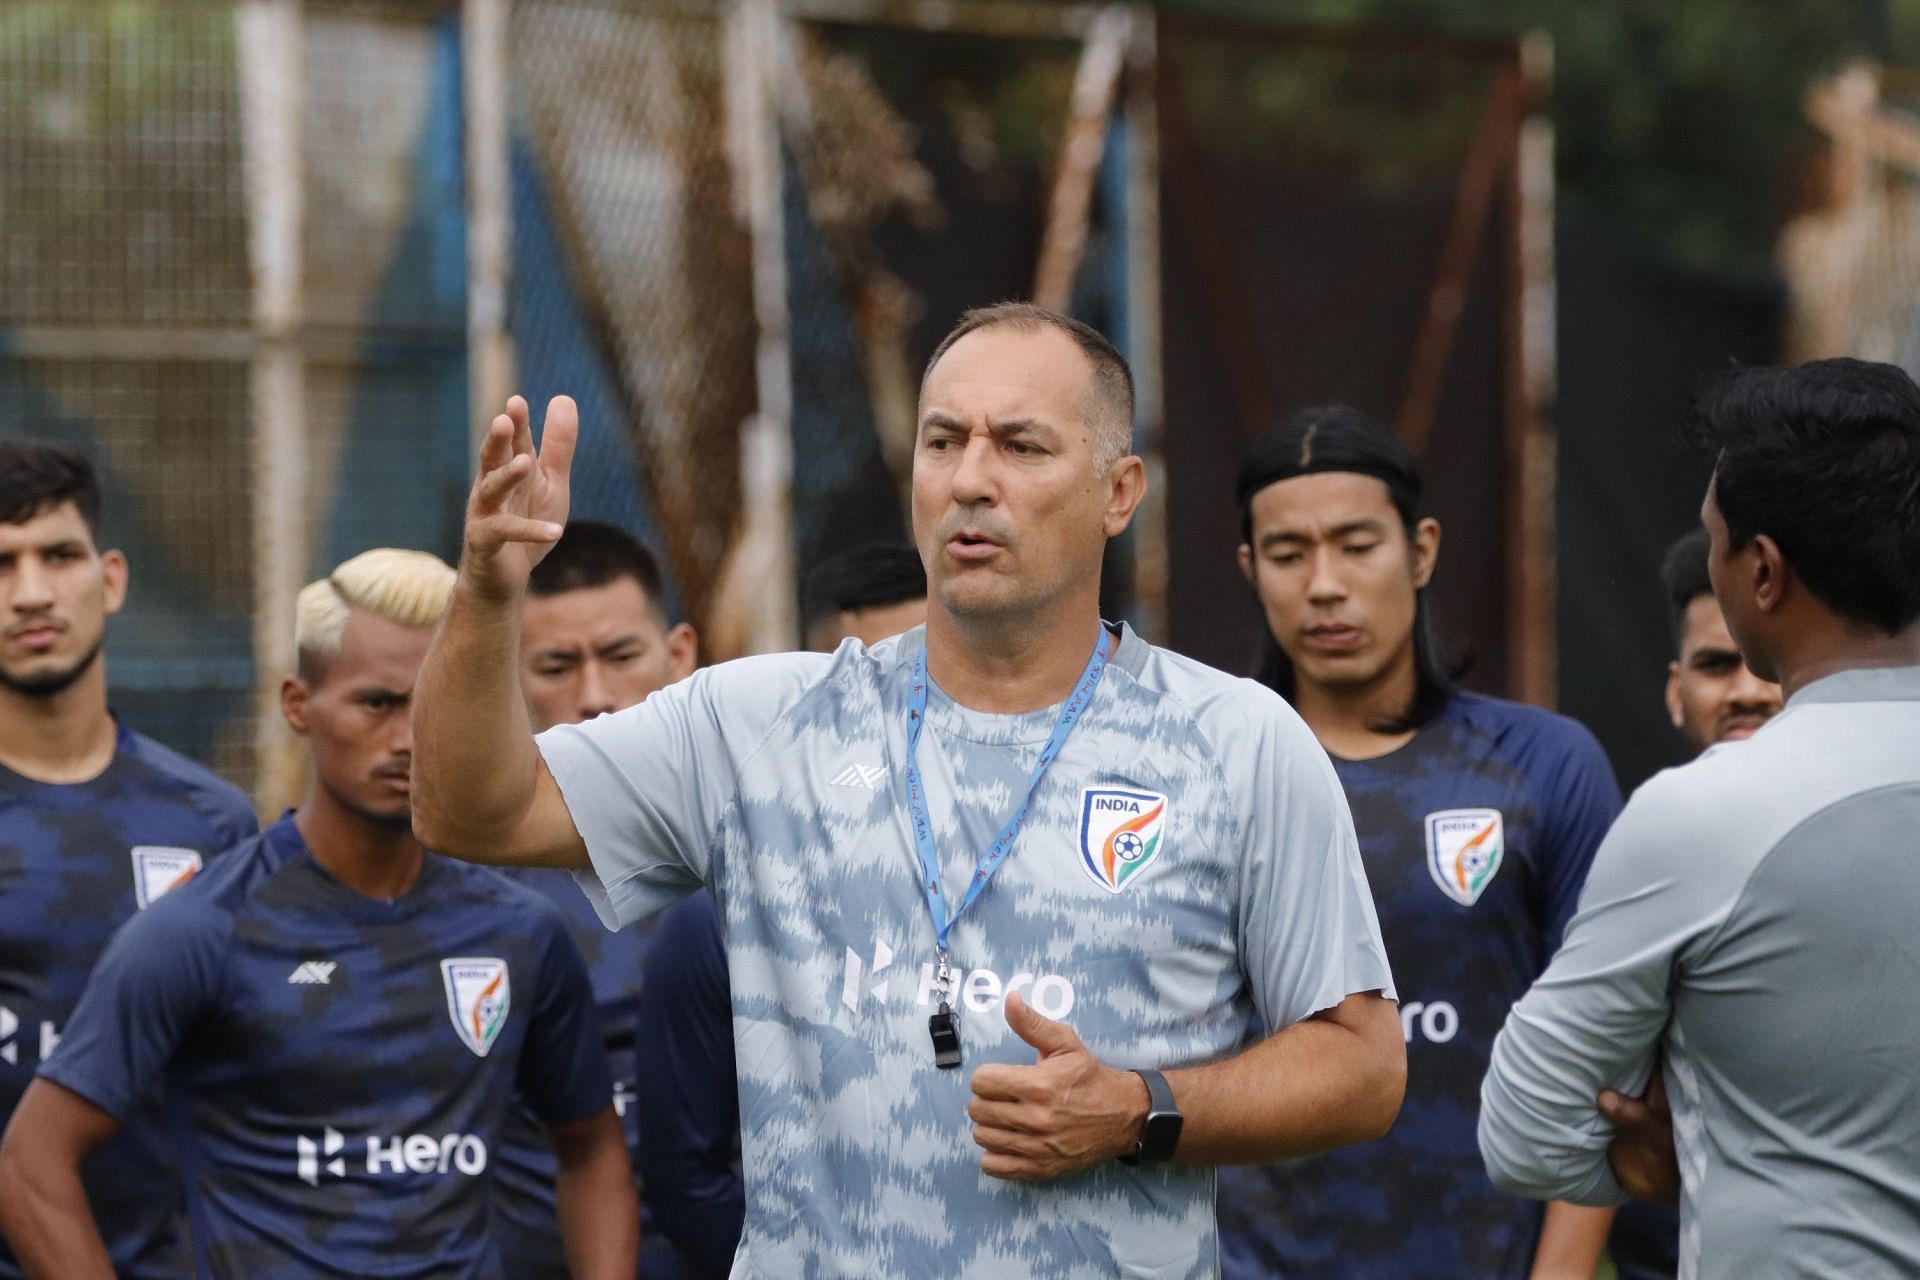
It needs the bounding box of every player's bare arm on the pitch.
[0,1080,123,1280]
[1528,1202,1615,1279]
[413,394,590,869]
[549,1105,640,1280]
[967,987,1402,1180]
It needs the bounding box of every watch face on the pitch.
[1141,1110,1183,1162]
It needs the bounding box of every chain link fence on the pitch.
[0,0,1549,802]
[0,3,256,785]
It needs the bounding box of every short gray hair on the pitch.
[921,302,1136,470]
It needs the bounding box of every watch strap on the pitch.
[1136,1067,1176,1116]
[1121,1068,1182,1165]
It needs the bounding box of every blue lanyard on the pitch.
[903,627,1109,968]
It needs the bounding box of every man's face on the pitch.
[1238,472,1437,696]
[0,501,125,698]
[805,597,928,653]
[284,610,433,830]
[1666,593,1783,752]
[912,326,1139,625]
[520,577,695,732]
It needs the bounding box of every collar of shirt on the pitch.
[1787,663,1920,708]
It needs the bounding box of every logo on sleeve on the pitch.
[439,958,510,1058]
[1078,788,1168,894]
[130,847,203,910]
[1425,809,1504,906]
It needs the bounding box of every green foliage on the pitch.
[1164,32,1496,194]
[1159,0,1889,281]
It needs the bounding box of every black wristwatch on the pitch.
[1120,1068,1183,1165]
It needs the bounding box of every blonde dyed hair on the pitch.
[295,548,456,677]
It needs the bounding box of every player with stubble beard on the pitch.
[0,549,636,1280]
[1660,527,1783,756]
[0,441,256,1280]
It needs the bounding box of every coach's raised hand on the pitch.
[462,395,576,600]
[412,394,593,873]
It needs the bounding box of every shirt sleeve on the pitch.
[635,892,744,1280]
[1530,721,1624,956]
[536,653,823,930]
[1478,771,1735,1205]
[515,912,618,1127]
[1225,683,1397,1027]
[37,897,227,1120]
[210,791,262,853]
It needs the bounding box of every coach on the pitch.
[1479,358,1920,1277]
[413,303,1403,1278]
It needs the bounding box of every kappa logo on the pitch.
[440,958,510,1057]
[840,939,1076,1020]
[130,846,202,910]
[288,961,337,985]
[1425,809,1505,907]
[1078,788,1169,894]
[830,762,889,791]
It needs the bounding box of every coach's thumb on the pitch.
[1005,990,1081,1059]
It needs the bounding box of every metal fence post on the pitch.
[237,0,308,810]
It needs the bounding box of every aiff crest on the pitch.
[1425,808,1505,907]
[130,846,202,910]
[1078,787,1169,894]
[440,957,511,1058]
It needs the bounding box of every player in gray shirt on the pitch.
[1479,357,1920,1279]
[412,303,1405,1278]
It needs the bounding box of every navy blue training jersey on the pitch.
[1609,1191,1680,1277]
[493,866,694,1279]
[0,722,256,1280]
[634,890,744,1279]
[38,813,610,1280]
[1217,692,1622,1279]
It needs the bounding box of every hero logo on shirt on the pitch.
[130,846,203,910]
[297,1127,347,1185]
[840,940,1077,1020]
[296,1126,488,1185]
[1425,809,1505,907]
[439,958,510,1058]
[0,1006,61,1065]
[1078,788,1168,894]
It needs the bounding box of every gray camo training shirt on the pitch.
[538,623,1395,1280]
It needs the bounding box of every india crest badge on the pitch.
[1425,808,1505,907]
[440,957,511,1058]
[130,846,203,910]
[1078,787,1169,894]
